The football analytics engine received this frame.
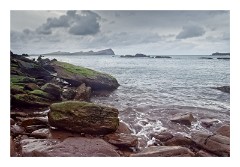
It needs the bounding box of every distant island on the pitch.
[43,48,115,55]
[211,52,230,56]
[120,53,172,59]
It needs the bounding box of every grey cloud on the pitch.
[176,25,205,39]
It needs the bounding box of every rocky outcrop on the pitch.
[48,101,119,135]
[214,86,230,93]
[130,146,195,157]
[74,83,91,101]
[170,113,195,126]
[50,61,119,90]
[215,125,230,137]
[20,137,120,157]
[191,132,230,156]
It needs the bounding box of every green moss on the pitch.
[11,75,35,83]
[30,90,55,100]
[50,112,64,120]
[53,61,114,79]
[11,83,25,94]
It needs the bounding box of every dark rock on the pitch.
[196,150,217,157]
[11,84,25,95]
[50,61,119,90]
[199,57,213,59]
[214,86,230,93]
[191,132,230,156]
[11,111,28,119]
[115,122,132,134]
[150,131,174,142]
[170,113,195,126]
[48,101,119,135]
[200,118,219,128]
[11,124,25,136]
[24,83,40,91]
[215,125,230,137]
[10,136,16,156]
[25,125,48,133]
[155,56,171,58]
[62,88,76,100]
[74,83,91,101]
[11,75,35,84]
[135,53,148,57]
[11,94,50,107]
[21,117,48,128]
[31,128,51,139]
[217,57,230,60]
[41,83,62,100]
[10,118,15,125]
[104,133,138,148]
[29,90,57,101]
[20,137,120,157]
[130,146,195,157]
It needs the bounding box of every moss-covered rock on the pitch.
[29,90,56,101]
[11,75,35,83]
[11,83,26,95]
[51,61,119,90]
[11,94,50,107]
[41,83,62,100]
[48,101,119,135]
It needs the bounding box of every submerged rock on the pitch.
[170,113,195,126]
[20,137,120,157]
[74,83,91,101]
[50,61,119,90]
[130,146,195,157]
[48,101,119,135]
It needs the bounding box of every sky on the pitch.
[10,10,230,55]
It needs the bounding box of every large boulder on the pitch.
[74,83,91,101]
[191,132,230,156]
[50,61,119,90]
[48,101,119,135]
[170,113,195,126]
[20,137,120,157]
[130,146,195,157]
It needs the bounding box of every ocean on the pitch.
[31,55,230,141]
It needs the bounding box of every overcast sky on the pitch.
[11,10,230,55]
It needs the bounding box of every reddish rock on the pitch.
[104,133,138,148]
[24,83,40,91]
[11,124,25,136]
[200,118,219,128]
[191,133,230,156]
[21,137,120,157]
[10,136,16,156]
[170,113,195,126]
[130,146,195,157]
[115,122,132,134]
[21,117,48,128]
[74,83,91,101]
[48,129,82,141]
[150,131,174,142]
[196,150,217,157]
[31,128,51,139]
[10,118,15,125]
[215,125,230,137]
[164,134,194,147]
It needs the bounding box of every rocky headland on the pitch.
[10,51,230,157]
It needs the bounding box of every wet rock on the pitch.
[47,129,82,141]
[104,133,138,148]
[170,113,195,126]
[50,61,119,91]
[21,117,48,128]
[24,83,40,91]
[163,134,194,148]
[130,146,195,157]
[25,125,48,133]
[11,112,28,119]
[41,83,62,100]
[74,83,91,101]
[62,88,76,100]
[31,128,51,139]
[196,150,217,157]
[29,90,57,101]
[10,136,16,156]
[191,132,230,156]
[48,101,119,135]
[201,118,219,128]
[11,124,25,136]
[11,94,50,107]
[21,137,120,157]
[150,131,174,142]
[10,118,15,125]
[115,122,132,134]
[215,125,230,137]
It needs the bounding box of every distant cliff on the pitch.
[43,48,115,55]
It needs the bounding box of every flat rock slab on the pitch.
[215,125,230,137]
[191,132,230,156]
[150,131,174,142]
[130,146,195,157]
[21,137,120,157]
[104,133,138,148]
[200,118,219,127]
[170,113,195,126]
[21,117,48,127]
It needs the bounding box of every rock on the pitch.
[214,86,230,93]
[11,111,28,118]
[11,124,25,136]
[50,61,119,90]
[11,94,50,107]
[163,134,194,147]
[201,118,219,128]
[41,83,62,100]
[29,90,56,101]
[25,125,48,133]
[104,133,138,148]
[24,83,40,91]
[10,118,15,125]
[115,122,132,134]
[20,137,120,157]
[196,150,217,157]
[10,83,25,95]
[31,128,51,139]
[215,125,230,137]
[10,136,16,156]
[155,56,171,58]
[150,131,174,142]
[48,101,119,135]
[62,88,76,100]
[130,146,195,157]
[11,75,35,84]
[74,83,91,101]
[191,132,230,156]
[170,113,195,126]
[21,117,48,128]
